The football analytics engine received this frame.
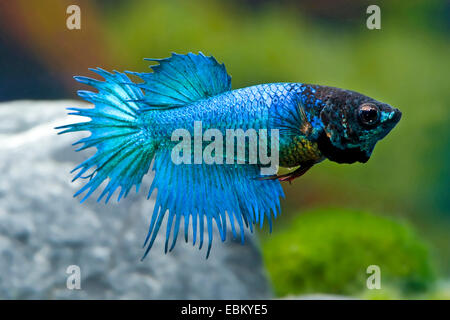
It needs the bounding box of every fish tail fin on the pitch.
[56,68,156,203]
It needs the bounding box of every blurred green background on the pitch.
[0,0,448,299]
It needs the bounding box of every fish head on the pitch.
[316,86,402,164]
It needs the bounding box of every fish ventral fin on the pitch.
[127,52,232,110]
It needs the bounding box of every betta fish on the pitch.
[57,52,401,259]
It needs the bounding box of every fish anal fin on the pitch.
[142,150,284,259]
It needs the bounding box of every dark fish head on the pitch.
[315,85,401,164]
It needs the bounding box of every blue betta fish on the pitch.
[57,52,401,259]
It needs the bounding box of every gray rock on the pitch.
[0,100,273,299]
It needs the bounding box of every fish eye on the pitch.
[357,103,379,127]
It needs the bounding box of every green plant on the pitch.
[261,208,435,297]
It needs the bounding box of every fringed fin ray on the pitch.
[56,69,155,203]
[142,150,284,259]
[129,52,232,110]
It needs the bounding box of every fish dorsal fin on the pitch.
[129,52,231,110]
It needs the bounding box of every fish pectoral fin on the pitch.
[256,162,314,184]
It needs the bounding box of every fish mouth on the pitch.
[392,108,402,123]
